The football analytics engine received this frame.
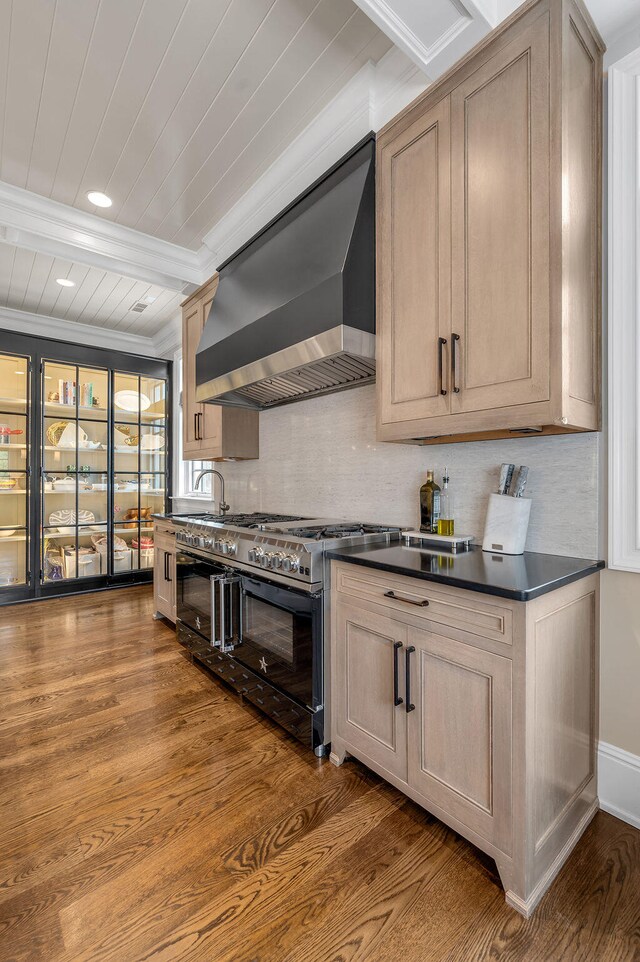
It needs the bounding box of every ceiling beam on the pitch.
[0,180,204,293]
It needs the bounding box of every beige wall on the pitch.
[599,568,640,756]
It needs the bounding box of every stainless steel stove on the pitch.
[174,512,400,587]
[173,512,402,754]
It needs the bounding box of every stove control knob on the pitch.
[204,537,214,549]
[271,552,285,569]
[220,540,236,556]
[282,554,300,573]
[197,536,206,548]
[248,547,262,564]
[260,552,273,568]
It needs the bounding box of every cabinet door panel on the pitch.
[450,15,550,414]
[408,626,512,853]
[378,99,451,426]
[200,284,222,448]
[182,301,203,456]
[334,602,408,782]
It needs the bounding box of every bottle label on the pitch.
[433,492,440,517]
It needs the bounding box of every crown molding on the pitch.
[153,313,182,359]
[352,0,493,78]
[0,181,203,292]
[0,304,160,356]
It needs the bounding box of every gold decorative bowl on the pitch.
[0,477,17,489]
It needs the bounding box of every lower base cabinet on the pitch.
[330,561,599,918]
[153,521,176,623]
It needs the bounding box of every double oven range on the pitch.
[174,513,401,755]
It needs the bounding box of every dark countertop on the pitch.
[327,543,604,601]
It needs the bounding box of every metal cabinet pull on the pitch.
[197,412,203,440]
[393,641,403,706]
[405,645,415,713]
[165,551,172,583]
[451,333,460,393]
[193,413,199,441]
[438,337,447,396]
[384,590,429,607]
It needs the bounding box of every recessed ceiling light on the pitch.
[56,278,75,287]
[144,296,156,303]
[87,190,112,208]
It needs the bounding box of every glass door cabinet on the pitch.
[0,351,30,590]
[0,330,170,604]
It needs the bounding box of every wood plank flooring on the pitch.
[0,585,638,962]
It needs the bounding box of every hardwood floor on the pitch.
[0,586,638,962]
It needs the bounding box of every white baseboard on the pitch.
[598,741,640,830]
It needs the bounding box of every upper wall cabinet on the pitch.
[377,0,604,444]
[181,276,259,462]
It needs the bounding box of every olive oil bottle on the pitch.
[419,470,441,533]
[437,469,455,536]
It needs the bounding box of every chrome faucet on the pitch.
[194,468,230,516]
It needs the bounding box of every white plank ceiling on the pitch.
[0,0,391,251]
[0,242,182,335]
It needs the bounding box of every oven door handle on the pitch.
[211,574,221,648]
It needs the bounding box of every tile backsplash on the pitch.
[173,384,601,559]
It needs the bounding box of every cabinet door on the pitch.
[450,15,550,415]
[334,601,408,782]
[182,301,203,457]
[199,284,222,449]
[378,98,451,427]
[407,625,512,853]
[155,543,175,620]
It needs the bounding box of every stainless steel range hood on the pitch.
[195,137,375,410]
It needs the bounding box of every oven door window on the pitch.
[238,578,321,709]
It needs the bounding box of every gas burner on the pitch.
[186,512,307,528]
[283,522,396,541]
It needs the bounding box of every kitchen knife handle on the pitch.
[438,337,447,396]
[393,641,403,706]
[451,333,460,393]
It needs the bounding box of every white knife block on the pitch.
[482,494,531,555]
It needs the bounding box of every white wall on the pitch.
[174,384,601,559]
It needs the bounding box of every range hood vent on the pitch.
[196,137,375,410]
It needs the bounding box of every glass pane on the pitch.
[0,535,27,586]
[0,352,28,412]
[0,414,28,471]
[140,376,166,424]
[78,419,108,474]
[113,372,141,424]
[0,472,27,528]
[78,367,108,420]
[114,421,139,472]
[44,416,77,471]
[112,525,133,574]
[44,361,78,415]
[43,473,77,531]
[139,424,166,474]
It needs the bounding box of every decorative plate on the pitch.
[114,390,150,413]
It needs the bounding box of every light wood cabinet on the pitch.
[181,276,259,461]
[333,602,408,782]
[153,521,176,623]
[377,0,603,444]
[331,560,599,918]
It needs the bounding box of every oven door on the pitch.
[176,550,238,648]
[234,574,323,711]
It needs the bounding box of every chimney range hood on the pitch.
[196,137,375,410]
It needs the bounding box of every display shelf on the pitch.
[44,402,107,418]
[0,397,27,413]
[0,533,27,543]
